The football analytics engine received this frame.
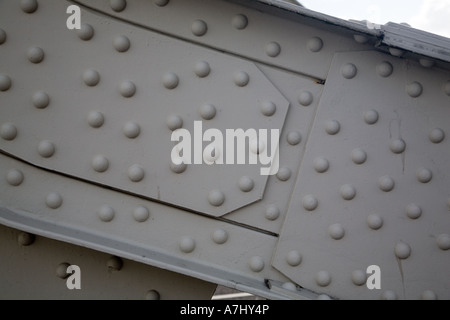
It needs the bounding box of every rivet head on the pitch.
[232,14,248,30]
[276,167,291,181]
[421,290,438,300]
[87,111,104,128]
[6,169,24,186]
[325,120,340,135]
[123,121,140,138]
[260,101,276,116]
[315,271,331,287]
[376,61,393,77]
[429,128,445,144]
[18,232,35,246]
[27,46,44,64]
[389,138,406,154]
[204,146,221,165]
[133,206,150,222]
[113,35,131,52]
[328,223,345,240]
[443,81,450,96]
[407,81,423,97]
[302,195,318,211]
[381,290,398,300]
[417,168,432,183]
[0,28,6,45]
[233,71,249,87]
[352,148,367,165]
[154,0,169,6]
[437,234,450,251]
[194,61,211,78]
[211,229,228,244]
[367,214,383,230]
[389,47,404,57]
[265,205,280,221]
[145,290,161,300]
[378,175,395,192]
[20,0,38,13]
[287,131,302,146]
[106,256,123,271]
[83,69,100,87]
[199,103,216,120]
[179,236,195,253]
[249,138,265,155]
[354,34,368,43]
[170,160,187,174]
[419,59,434,68]
[341,63,357,79]
[249,256,264,272]
[191,20,207,36]
[238,176,254,192]
[162,72,179,89]
[128,165,145,182]
[406,203,422,220]
[352,270,367,286]
[56,263,71,279]
[1,123,17,141]
[298,91,313,106]
[340,184,356,200]
[208,189,225,207]
[119,80,136,97]
[282,282,297,291]
[166,114,183,131]
[364,109,379,125]
[32,91,50,109]
[265,41,281,57]
[46,192,63,209]
[77,24,94,41]
[395,241,411,259]
[91,155,109,172]
[37,140,55,158]
[286,250,302,267]
[307,37,323,52]
[314,157,329,173]
[97,205,115,222]
[110,0,127,12]
[0,74,12,91]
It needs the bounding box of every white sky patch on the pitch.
[410,0,450,37]
[299,0,450,38]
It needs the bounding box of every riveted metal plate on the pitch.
[0,0,290,217]
[223,64,323,233]
[0,224,216,300]
[273,50,450,300]
[73,0,373,80]
[0,152,293,299]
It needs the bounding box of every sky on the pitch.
[299,0,450,38]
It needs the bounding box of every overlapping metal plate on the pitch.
[273,51,450,300]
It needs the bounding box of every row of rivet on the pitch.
[104,0,326,57]
[285,236,449,285]
[323,116,445,147]
[14,0,450,79]
[341,61,450,97]
[17,228,162,299]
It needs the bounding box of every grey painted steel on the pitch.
[0,0,449,300]
[0,224,216,300]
